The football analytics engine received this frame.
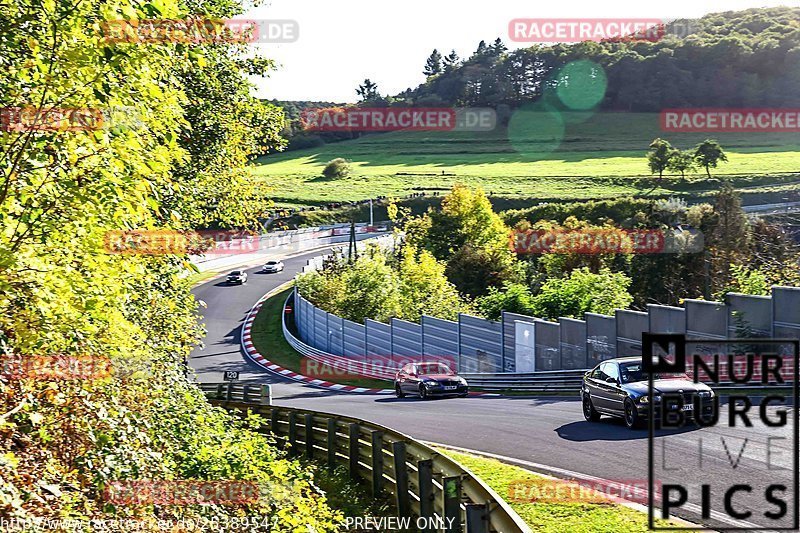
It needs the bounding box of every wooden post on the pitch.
[417,459,434,530]
[348,423,360,480]
[242,384,249,403]
[288,412,297,456]
[305,414,314,458]
[371,431,384,496]
[465,504,488,533]
[443,476,463,533]
[392,442,410,517]
[327,419,337,470]
[270,409,279,435]
[225,382,233,401]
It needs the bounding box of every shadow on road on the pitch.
[555,419,700,441]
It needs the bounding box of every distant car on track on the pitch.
[395,362,468,399]
[227,270,248,284]
[580,356,715,429]
[261,260,284,273]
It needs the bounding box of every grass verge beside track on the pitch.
[437,448,680,533]
[249,287,390,390]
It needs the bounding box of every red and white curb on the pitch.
[240,285,499,397]
[240,287,392,394]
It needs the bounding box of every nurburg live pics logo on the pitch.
[643,333,800,531]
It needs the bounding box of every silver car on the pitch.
[261,260,284,273]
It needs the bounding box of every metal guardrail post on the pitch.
[242,384,249,403]
[443,476,463,533]
[392,441,411,517]
[260,384,271,405]
[348,423,360,480]
[465,504,489,533]
[305,414,314,458]
[327,419,337,470]
[225,382,232,401]
[371,431,384,496]
[215,383,223,399]
[288,412,298,456]
[417,459,434,531]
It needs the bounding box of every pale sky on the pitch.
[244,0,800,103]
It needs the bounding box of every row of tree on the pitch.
[647,138,728,179]
[299,184,800,326]
[405,8,800,110]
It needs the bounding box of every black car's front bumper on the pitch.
[422,383,469,396]
[635,397,716,422]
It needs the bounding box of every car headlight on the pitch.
[638,395,661,404]
[457,377,467,385]
[424,380,436,387]
[698,390,713,398]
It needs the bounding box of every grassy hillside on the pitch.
[252,112,800,207]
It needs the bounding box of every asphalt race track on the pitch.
[191,248,798,531]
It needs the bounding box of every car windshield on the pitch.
[266,261,277,265]
[230,271,242,275]
[417,363,453,375]
[619,362,688,383]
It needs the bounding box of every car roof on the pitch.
[599,356,642,364]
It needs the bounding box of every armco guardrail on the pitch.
[460,370,587,392]
[191,222,391,264]
[199,383,531,533]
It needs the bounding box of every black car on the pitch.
[580,356,715,429]
[395,362,469,399]
[226,270,248,284]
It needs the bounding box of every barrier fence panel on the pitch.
[648,304,685,334]
[300,296,314,345]
[514,321,537,372]
[503,312,537,373]
[684,299,728,339]
[559,318,587,369]
[459,314,503,373]
[313,306,327,349]
[342,319,366,357]
[365,319,392,359]
[616,310,648,357]
[534,320,561,371]
[727,293,772,338]
[585,313,616,367]
[327,314,345,355]
[772,286,800,341]
[390,318,422,358]
[421,315,459,362]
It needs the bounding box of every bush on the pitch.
[322,158,352,179]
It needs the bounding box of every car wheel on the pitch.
[395,385,405,398]
[624,398,641,429]
[583,395,601,422]
[458,393,468,398]
[419,384,429,400]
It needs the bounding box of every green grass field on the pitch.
[253,111,800,207]
[439,448,681,532]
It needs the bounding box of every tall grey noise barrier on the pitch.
[585,313,616,367]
